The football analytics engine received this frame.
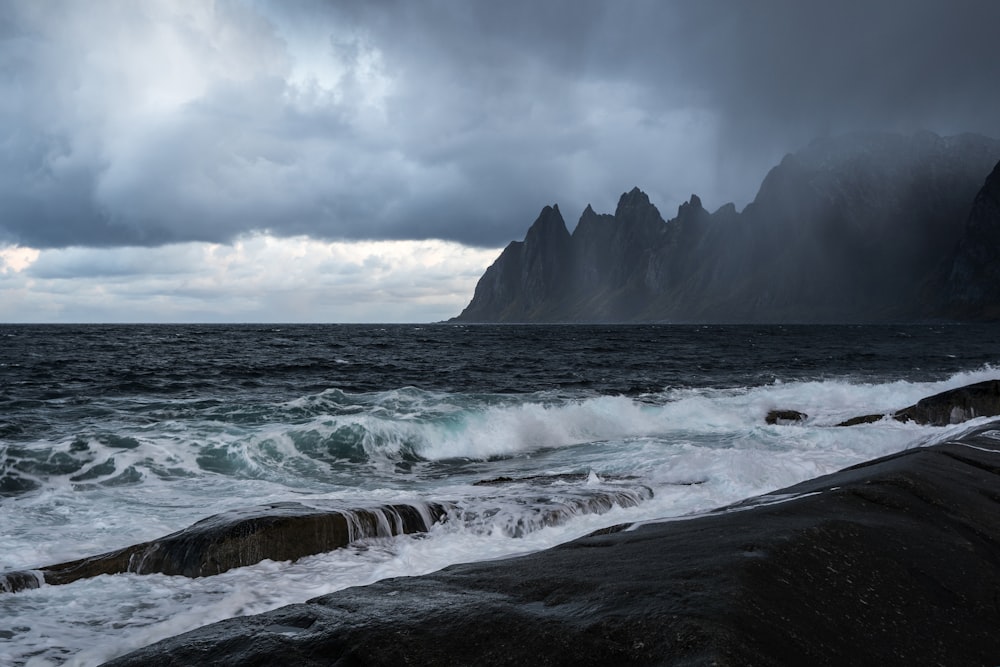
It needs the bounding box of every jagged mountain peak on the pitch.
[615,187,652,215]
[676,194,705,218]
[524,204,569,246]
[575,203,603,228]
[713,202,737,217]
[453,132,1000,323]
[572,202,614,242]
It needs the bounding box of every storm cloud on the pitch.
[3,0,999,251]
[2,1,999,322]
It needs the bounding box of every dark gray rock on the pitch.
[452,205,572,322]
[948,159,1000,318]
[765,409,808,425]
[0,501,447,593]
[893,379,1000,425]
[836,413,886,427]
[472,472,639,486]
[2,482,658,594]
[0,569,42,593]
[838,379,1000,427]
[103,422,1000,666]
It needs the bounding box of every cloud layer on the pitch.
[5,0,999,251]
[2,0,999,321]
[1,236,497,322]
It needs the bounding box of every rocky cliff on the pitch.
[948,160,1000,319]
[452,132,1000,323]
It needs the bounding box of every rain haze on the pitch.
[2,0,999,322]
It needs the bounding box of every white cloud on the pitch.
[0,245,39,274]
[0,237,499,322]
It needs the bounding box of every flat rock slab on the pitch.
[104,422,1000,666]
[2,501,448,593]
[3,484,655,594]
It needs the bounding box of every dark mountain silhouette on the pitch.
[947,159,1000,319]
[452,132,1000,323]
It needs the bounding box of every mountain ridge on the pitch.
[452,131,1000,323]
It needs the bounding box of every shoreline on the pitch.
[104,421,1000,666]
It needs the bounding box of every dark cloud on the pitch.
[2,0,999,250]
[662,1,1000,144]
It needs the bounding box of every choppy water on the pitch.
[2,323,998,666]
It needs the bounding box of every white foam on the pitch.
[3,369,999,665]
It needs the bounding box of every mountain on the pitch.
[452,132,1000,323]
[948,160,1000,319]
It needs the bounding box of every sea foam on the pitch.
[3,367,999,666]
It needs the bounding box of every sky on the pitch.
[2,0,1000,322]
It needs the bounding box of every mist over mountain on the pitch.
[452,132,1000,323]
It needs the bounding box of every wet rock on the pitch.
[1,482,659,594]
[0,570,43,594]
[103,423,1000,666]
[948,159,1000,317]
[765,409,807,425]
[836,413,886,427]
[892,379,1000,425]
[1,501,447,593]
[838,379,1000,427]
[473,472,637,486]
[461,478,655,538]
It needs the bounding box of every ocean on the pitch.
[2,323,999,666]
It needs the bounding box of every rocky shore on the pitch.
[103,420,1000,666]
[6,379,1000,664]
[0,502,450,593]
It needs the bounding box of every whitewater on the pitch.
[1,324,998,666]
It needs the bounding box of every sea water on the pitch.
[1,323,998,666]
